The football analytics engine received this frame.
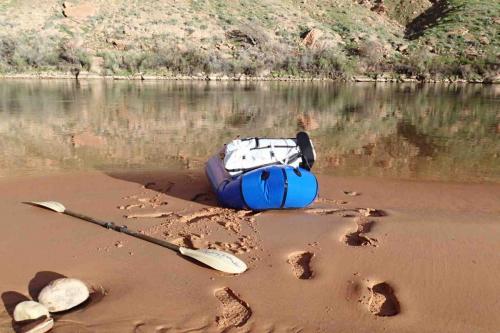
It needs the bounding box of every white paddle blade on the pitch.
[179,247,247,274]
[25,201,66,213]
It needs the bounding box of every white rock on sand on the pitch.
[13,301,49,322]
[38,278,90,312]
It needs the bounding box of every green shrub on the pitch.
[9,36,59,69]
[0,36,16,66]
[97,51,120,73]
[122,50,146,72]
[58,40,91,71]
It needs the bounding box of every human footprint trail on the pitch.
[131,206,262,261]
[118,181,262,258]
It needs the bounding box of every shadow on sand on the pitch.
[27,271,67,301]
[105,169,219,207]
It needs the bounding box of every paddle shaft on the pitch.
[64,210,180,252]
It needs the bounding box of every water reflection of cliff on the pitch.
[0,80,498,182]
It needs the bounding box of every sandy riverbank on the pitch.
[0,170,499,332]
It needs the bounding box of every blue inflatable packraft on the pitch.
[205,144,318,211]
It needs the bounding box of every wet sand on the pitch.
[0,170,499,332]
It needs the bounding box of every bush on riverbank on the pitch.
[0,34,91,73]
[0,34,496,82]
[92,44,351,79]
[394,48,499,81]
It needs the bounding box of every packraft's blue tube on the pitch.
[206,154,318,210]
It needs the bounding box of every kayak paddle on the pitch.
[24,201,247,274]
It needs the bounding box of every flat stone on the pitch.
[38,278,90,312]
[13,301,49,322]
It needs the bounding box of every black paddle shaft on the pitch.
[64,210,180,251]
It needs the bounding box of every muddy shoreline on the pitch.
[1,72,498,84]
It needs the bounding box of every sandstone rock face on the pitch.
[62,1,97,20]
[13,301,49,322]
[38,278,90,312]
[371,2,387,14]
[302,28,323,48]
[397,43,408,53]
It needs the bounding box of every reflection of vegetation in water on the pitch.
[0,81,498,182]
[314,84,499,180]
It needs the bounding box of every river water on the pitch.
[0,80,498,182]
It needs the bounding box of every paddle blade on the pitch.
[24,201,66,213]
[179,247,247,274]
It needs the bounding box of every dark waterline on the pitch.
[0,80,498,182]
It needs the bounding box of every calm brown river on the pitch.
[0,80,498,182]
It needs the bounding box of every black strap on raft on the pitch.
[280,168,288,208]
[250,144,297,150]
[296,131,315,170]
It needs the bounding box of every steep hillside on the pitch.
[0,0,497,81]
[404,0,499,81]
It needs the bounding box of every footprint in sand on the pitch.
[214,287,251,330]
[120,185,170,211]
[287,251,314,279]
[358,208,386,217]
[138,207,262,264]
[343,218,378,247]
[357,281,400,316]
[170,234,205,249]
[347,278,401,317]
[369,282,400,316]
